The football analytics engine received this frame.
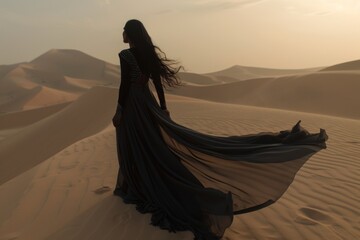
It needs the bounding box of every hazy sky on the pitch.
[1,0,360,73]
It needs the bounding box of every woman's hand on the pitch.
[112,112,122,127]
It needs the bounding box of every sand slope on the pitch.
[321,59,360,71]
[169,70,360,120]
[176,65,323,86]
[204,65,324,82]
[0,86,359,240]
[0,49,120,113]
[178,72,220,85]
[30,49,119,81]
[0,86,118,185]
[0,102,71,130]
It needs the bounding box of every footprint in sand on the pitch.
[296,207,357,239]
[295,207,333,225]
[93,186,112,194]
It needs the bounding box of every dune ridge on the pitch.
[320,59,360,71]
[0,49,120,113]
[204,65,324,82]
[0,101,71,130]
[169,71,360,120]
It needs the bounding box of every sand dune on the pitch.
[0,86,118,185]
[0,49,120,113]
[168,71,360,120]
[178,72,220,85]
[22,85,78,110]
[204,65,324,82]
[0,86,359,239]
[30,49,119,82]
[178,65,324,86]
[0,82,78,114]
[0,63,22,80]
[21,66,88,92]
[321,59,360,71]
[0,102,71,130]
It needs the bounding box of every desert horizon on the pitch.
[1,48,360,120]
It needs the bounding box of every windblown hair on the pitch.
[123,19,184,89]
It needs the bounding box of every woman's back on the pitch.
[128,47,151,75]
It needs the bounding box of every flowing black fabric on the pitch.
[113,48,329,240]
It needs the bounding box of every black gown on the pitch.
[113,47,329,240]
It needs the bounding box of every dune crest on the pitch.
[320,59,360,71]
[168,71,360,120]
[204,64,324,82]
[0,50,120,113]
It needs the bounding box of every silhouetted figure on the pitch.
[112,19,328,240]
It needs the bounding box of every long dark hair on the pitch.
[123,19,184,89]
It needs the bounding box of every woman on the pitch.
[112,19,328,240]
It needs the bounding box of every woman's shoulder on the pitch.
[118,48,131,57]
[118,48,135,64]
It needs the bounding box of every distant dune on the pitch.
[0,49,120,113]
[178,65,324,86]
[203,65,324,82]
[320,59,360,71]
[30,49,119,81]
[0,85,77,114]
[0,63,21,80]
[168,70,360,120]
[178,72,220,85]
[1,49,360,120]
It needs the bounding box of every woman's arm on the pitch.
[117,51,131,113]
[113,51,131,127]
[152,72,167,110]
